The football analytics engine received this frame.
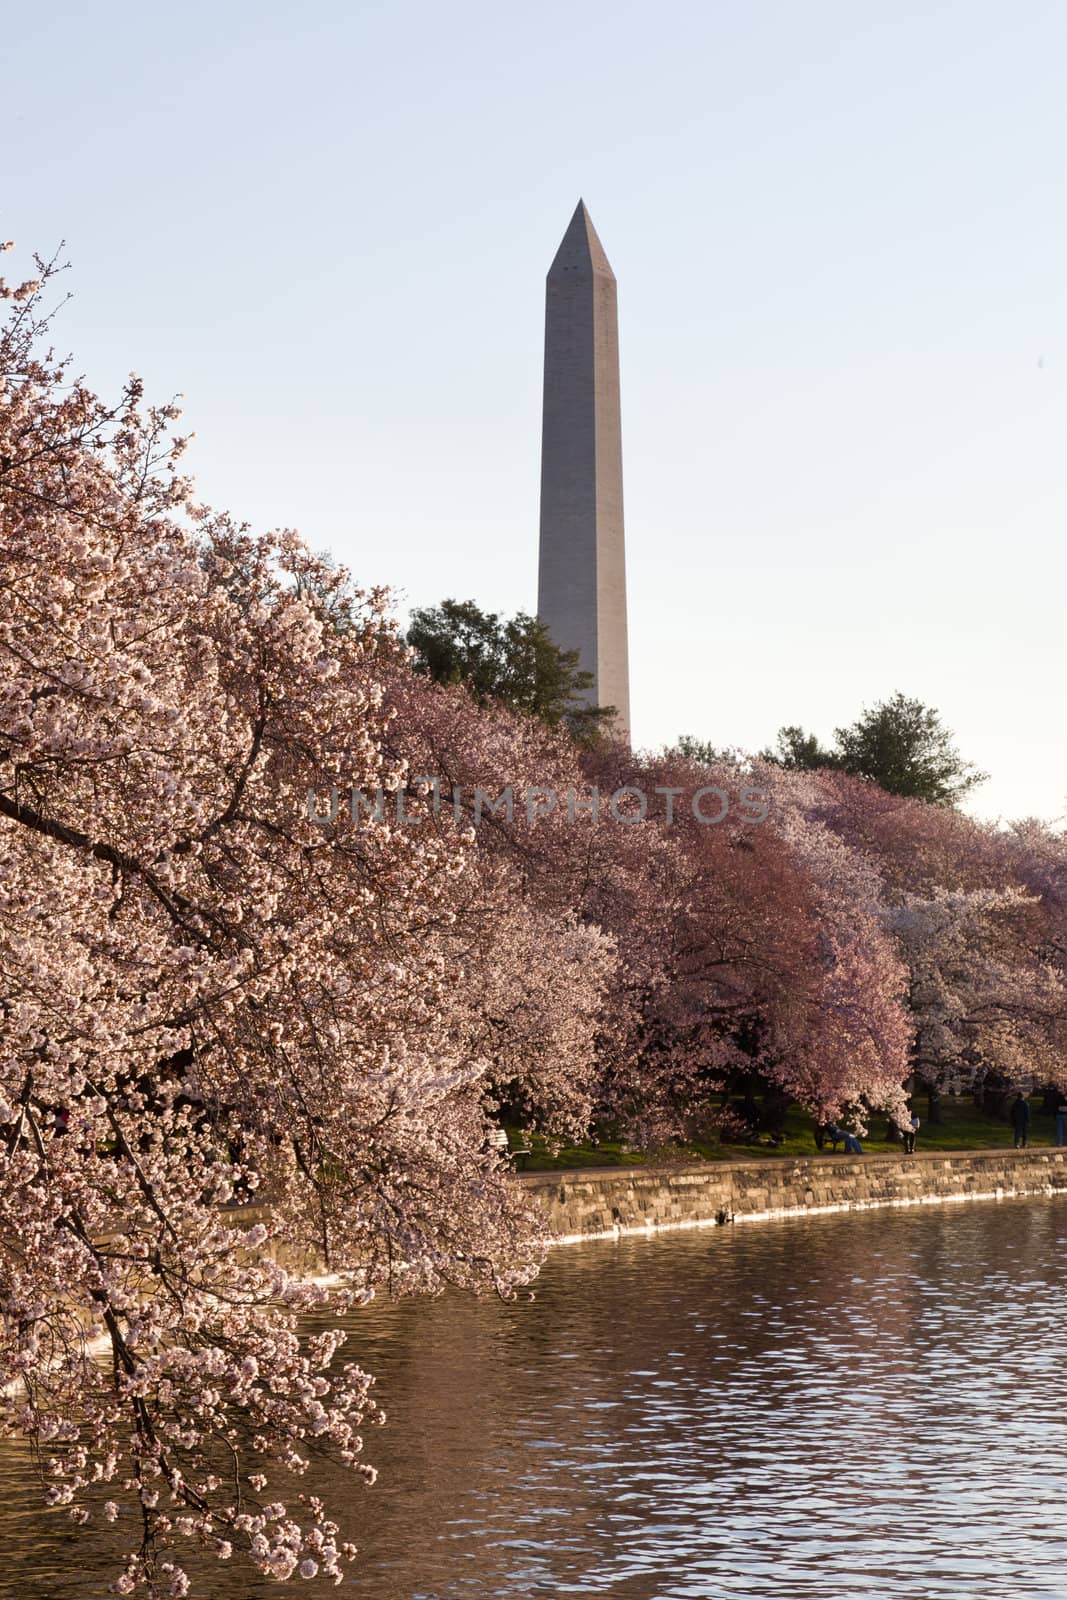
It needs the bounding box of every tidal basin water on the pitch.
[7,1195,1067,1599]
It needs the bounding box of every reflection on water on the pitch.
[5,1197,1067,1599]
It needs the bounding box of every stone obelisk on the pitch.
[537,200,630,738]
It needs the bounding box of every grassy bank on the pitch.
[508,1094,1060,1171]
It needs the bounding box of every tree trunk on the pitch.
[985,1089,1011,1122]
[760,1089,789,1133]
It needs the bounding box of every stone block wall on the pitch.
[518,1149,1067,1244]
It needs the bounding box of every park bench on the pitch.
[487,1128,533,1167]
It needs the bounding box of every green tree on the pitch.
[760,693,985,806]
[671,734,726,764]
[833,693,985,805]
[407,597,615,739]
[761,724,837,771]
[669,735,752,768]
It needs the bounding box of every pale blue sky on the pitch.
[4,0,1065,821]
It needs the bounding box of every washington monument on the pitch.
[537,200,630,738]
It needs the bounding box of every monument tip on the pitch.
[548,198,615,281]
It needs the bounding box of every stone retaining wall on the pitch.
[518,1149,1067,1244]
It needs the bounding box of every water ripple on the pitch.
[5,1195,1067,1597]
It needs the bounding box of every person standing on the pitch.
[1011,1094,1031,1150]
[1056,1092,1067,1148]
[902,1111,919,1155]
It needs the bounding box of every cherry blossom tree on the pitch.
[375,664,618,1137]
[381,680,915,1139]
[772,769,1067,1108]
[587,750,911,1136]
[0,254,596,1594]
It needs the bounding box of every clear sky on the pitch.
[4,0,1065,823]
